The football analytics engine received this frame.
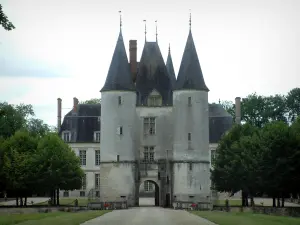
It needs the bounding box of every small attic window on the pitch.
[94,131,100,142]
[118,96,122,105]
[148,96,162,107]
[188,97,192,106]
[62,131,71,142]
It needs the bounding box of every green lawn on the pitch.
[0,210,110,225]
[215,199,242,206]
[36,198,89,206]
[192,211,300,225]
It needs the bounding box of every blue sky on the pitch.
[0,0,299,126]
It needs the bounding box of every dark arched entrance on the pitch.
[138,180,160,207]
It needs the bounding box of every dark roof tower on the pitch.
[175,12,209,91]
[166,44,176,88]
[101,12,135,92]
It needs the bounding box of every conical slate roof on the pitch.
[101,30,135,92]
[175,30,209,91]
[136,42,173,105]
[166,46,176,89]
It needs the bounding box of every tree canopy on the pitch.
[0,4,15,31]
[80,98,101,104]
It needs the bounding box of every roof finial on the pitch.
[119,11,122,31]
[155,20,158,42]
[189,9,192,31]
[168,43,171,55]
[143,20,147,42]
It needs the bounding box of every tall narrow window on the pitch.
[94,131,100,142]
[82,174,87,190]
[143,117,156,135]
[188,97,192,106]
[189,163,193,171]
[79,150,86,166]
[118,96,122,105]
[95,173,100,189]
[144,146,154,162]
[95,150,100,166]
[117,126,123,135]
[188,133,191,141]
[117,155,120,162]
[120,126,123,135]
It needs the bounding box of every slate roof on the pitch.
[59,104,101,143]
[165,47,176,89]
[209,104,233,143]
[101,30,135,92]
[59,103,232,144]
[175,30,209,91]
[135,42,173,106]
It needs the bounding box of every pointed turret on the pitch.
[175,30,209,91]
[101,30,135,92]
[166,44,176,88]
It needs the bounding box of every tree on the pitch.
[220,100,235,118]
[0,4,15,31]
[32,133,84,205]
[26,118,52,138]
[80,98,101,104]
[1,131,38,206]
[0,102,34,139]
[286,88,300,123]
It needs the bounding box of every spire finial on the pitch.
[119,11,122,31]
[143,20,147,42]
[155,20,158,42]
[189,9,192,31]
[168,43,171,55]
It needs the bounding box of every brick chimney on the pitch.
[129,40,137,83]
[57,98,62,132]
[73,97,79,113]
[235,97,241,124]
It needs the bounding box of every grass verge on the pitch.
[215,199,242,206]
[1,210,110,225]
[192,211,300,225]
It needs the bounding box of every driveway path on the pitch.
[81,207,216,225]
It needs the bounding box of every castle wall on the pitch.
[99,91,137,205]
[173,90,211,202]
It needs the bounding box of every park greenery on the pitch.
[212,87,300,207]
[0,102,84,206]
[0,4,15,31]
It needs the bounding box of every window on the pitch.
[94,131,100,142]
[118,96,122,105]
[117,126,123,135]
[62,131,71,142]
[189,163,193,171]
[95,173,100,189]
[95,150,100,166]
[95,191,100,197]
[79,150,86,166]
[188,133,191,141]
[144,146,154,162]
[144,181,154,192]
[82,173,87,190]
[80,191,85,197]
[211,150,216,163]
[148,96,162,106]
[63,191,69,197]
[143,117,156,135]
[188,97,192,106]
[117,155,120,162]
[97,116,100,122]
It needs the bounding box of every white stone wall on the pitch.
[172,90,210,202]
[99,91,137,205]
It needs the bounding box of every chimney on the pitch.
[129,40,137,83]
[235,97,241,124]
[73,97,79,113]
[57,98,62,132]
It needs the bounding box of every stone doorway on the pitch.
[138,180,160,207]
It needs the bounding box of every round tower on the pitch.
[99,24,137,206]
[172,27,211,204]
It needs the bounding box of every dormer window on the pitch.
[94,131,100,142]
[147,89,162,107]
[62,131,71,142]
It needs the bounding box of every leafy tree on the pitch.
[1,131,38,206]
[80,98,101,104]
[286,88,300,122]
[0,4,15,30]
[26,118,52,138]
[220,100,235,118]
[32,133,84,205]
[0,102,34,139]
